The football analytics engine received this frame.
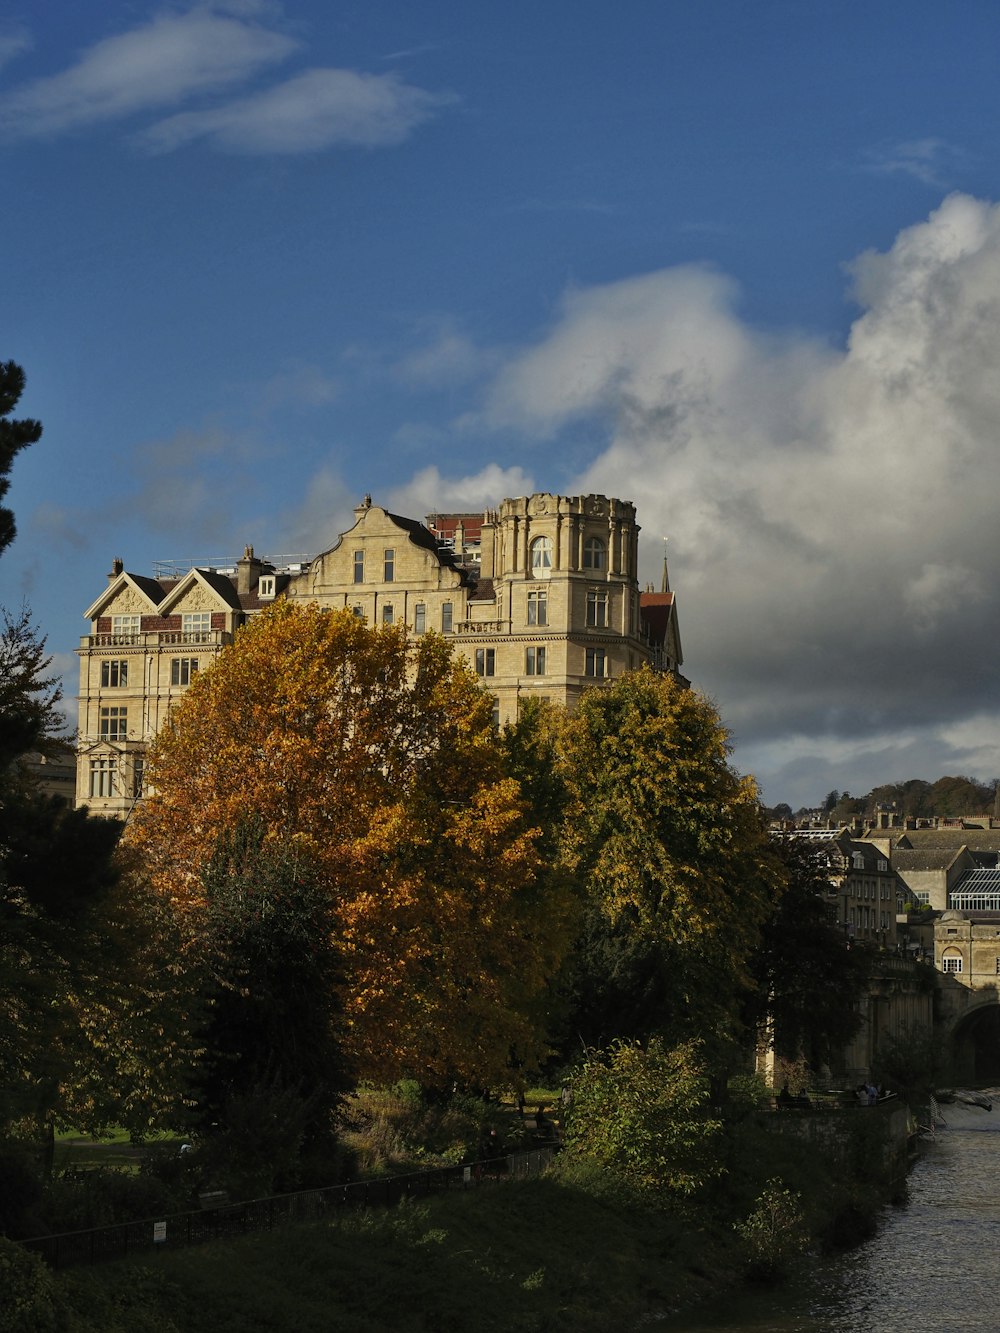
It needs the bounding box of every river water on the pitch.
[665,1095,1000,1332]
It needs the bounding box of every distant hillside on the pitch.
[771,775,1000,824]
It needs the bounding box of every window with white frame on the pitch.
[171,657,199,686]
[258,575,276,599]
[353,550,364,584]
[414,603,426,634]
[111,614,140,643]
[383,549,395,582]
[101,659,128,688]
[182,612,211,643]
[583,536,606,570]
[585,647,606,678]
[941,953,963,974]
[89,757,116,798]
[475,647,495,677]
[525,645,546,676]
[530,536,553,573]
[527,589,547,626]
[586,590,609,628]
[441,602,453,633]
[99,706,127,740]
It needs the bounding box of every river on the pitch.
[665,1094,1000,1332]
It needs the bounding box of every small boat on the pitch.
[936,1088,992,1112]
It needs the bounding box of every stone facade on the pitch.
[75,493,683,817]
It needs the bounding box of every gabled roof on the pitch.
[84,571,166,620]
[893,829,1000,853]
[639,591,682,665]
[158,567,241,614]
[314,503,476,587]
[893,848,969,872]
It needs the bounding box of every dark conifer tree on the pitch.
[0,362,42,558]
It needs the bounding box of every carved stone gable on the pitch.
[108,586,148,615]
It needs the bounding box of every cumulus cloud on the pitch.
[473,193,1000,804]
[140,67,453,154]
[386,464,536,520]
[0,8,297,137]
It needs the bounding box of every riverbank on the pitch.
[10,1107,909,1332]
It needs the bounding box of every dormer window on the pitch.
[258,575,276,599]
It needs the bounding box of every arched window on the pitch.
[583,536,606,570]
[530,536,553,573]
[941,951,963,974]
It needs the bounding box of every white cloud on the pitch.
[386,464,535,520]
[140,67,454,154]
[255,363,340,412]
[475,193,1000,803]
[862,137,968,189]
[0,25,31,71]
[280,466,356,555]
[394,319,497,388]
[0,8,297,138]
[115,425,256,546]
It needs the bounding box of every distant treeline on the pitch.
[772,775,1000,823]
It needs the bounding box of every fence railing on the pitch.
[23,1147,558,1271]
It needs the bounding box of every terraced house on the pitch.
[76,491,683,816]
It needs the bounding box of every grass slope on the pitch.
[54,1177,730,1333]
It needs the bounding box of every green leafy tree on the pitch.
[0,611,183,1146]
[871,1028,947,1104]
[747,837,867,1070]
[192,819,351,1140]
[562,1038,723,1196]
[0,362,42,559]
[557,668,783,1064]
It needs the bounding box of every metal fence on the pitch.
[23,1147,558,1271]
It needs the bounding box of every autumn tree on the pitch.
[129,602,573,1091]
[0,362,42,558]
[556,668,783,1066]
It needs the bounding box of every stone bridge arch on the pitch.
[937,980,1000,1084]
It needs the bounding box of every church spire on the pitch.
[661,538,671,594]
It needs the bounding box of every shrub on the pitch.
[0,1141,43,1239]
[563,1039,724,1197]
[0,1236,59,1332]
[42,1167,177,1232]
[734,1178,809,1280]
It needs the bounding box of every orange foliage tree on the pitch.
[128,602,571,1089]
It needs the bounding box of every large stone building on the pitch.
[75,492,683,816]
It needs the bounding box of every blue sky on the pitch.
[3,0,1000,809]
